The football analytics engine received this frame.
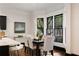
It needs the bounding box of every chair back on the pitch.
[43,35,54,51]
[27,36,33,49]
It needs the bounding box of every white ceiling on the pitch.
[0,3,65,12]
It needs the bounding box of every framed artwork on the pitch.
[47,16,53,35]
[14,22,25,33]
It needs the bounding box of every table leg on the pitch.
[36,44,41,56]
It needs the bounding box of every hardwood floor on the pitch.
[53,48,65,56]
[53,46,78,56]
[10,46,65,56]
[9,46,78,56]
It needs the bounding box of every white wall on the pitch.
[33,7,66,47]
[0,7,31,39]
[32,4,72,55]
[64,4,72,54]
[71,4,79,55]
[60,3,79,55]
[33,10,47,36]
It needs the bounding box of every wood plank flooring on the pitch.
[53,46,66,56]
[9,46,79,56]
[9,46,66,56]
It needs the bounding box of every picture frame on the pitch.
[14,22,25,33]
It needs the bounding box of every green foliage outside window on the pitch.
[37,18,44,39]
[54,14,63,43]
[47,16,53,35]
[54,14,63,29]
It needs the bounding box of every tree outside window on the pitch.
[37,18,44,39]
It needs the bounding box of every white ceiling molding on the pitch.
[0,3,65,12]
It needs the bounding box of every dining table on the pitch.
[33,39,44,56]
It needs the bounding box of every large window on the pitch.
[54,14,63,43]
[37,18,44,39]
[46,16,53,35]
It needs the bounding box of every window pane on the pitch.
[54,14,63,43]
[47,16,53,35]
[37,18,44,39]
[54,14,63,28]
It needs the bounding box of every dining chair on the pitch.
[9,44,24,56]
[26,35,35,56]
[41,35,54,56]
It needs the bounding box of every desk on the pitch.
[33,40,44,56]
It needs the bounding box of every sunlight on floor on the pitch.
[54,52,62,56]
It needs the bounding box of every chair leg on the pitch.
[9,51,12,56]
[49,50,53,56]
[43,51,47,56]
[17,50,19,56]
